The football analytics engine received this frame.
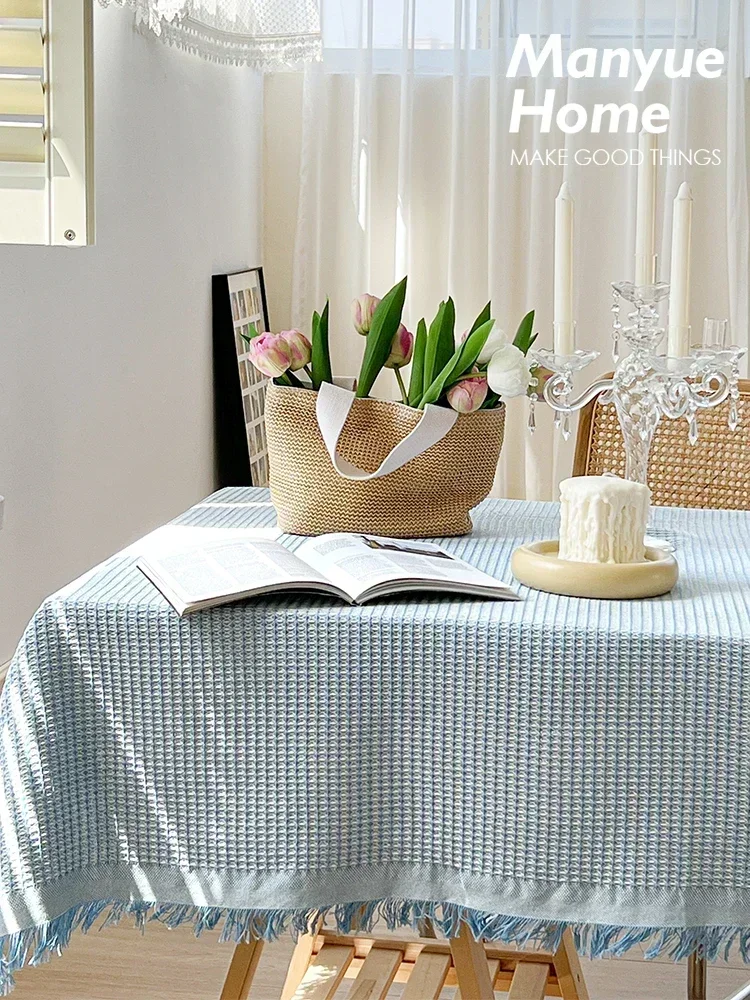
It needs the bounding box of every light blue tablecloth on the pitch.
[0,488,748,991]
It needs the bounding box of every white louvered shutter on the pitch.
[0,0,93,246]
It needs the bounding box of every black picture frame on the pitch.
[212,267,271,488]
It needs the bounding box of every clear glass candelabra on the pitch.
[529,281,745,486]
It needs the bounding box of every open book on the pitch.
[137,531,520,616]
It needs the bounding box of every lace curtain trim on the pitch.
[98,0,321,68]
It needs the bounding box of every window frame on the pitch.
[319,0,731,77]
[0,0,94,247]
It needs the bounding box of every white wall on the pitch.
[0,5,262,662]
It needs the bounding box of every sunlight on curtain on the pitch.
[264,0,748,501]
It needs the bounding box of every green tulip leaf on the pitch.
[512,309,537,355]
[408,318,427,407]
[445,317,494,383]
[423,298,456,391]
[356,276,408,398]
[421,302,441,390]
[311,301,332,390]
[469,301,491,337]
[240,321,260,346]
[274,369,304,388]
[419,319,494,408]
[309,311,320,385]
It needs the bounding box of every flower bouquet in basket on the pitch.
[247,277,538,537]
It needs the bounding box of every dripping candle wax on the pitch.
[558,476,650,564]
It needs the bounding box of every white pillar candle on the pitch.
[554,181,575,355]
[667,182,693,356]
[635,130,657,286]
[558,476,651,564]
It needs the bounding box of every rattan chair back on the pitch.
[572,377,750,509]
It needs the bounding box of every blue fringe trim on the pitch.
[1,898,748,994]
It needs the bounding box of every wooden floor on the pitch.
[9,920,750,1000]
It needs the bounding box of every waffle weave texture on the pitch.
[0,488,748,988]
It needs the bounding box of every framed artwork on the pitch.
[212,267,271,488]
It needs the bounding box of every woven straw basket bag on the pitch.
[265,381,505,537]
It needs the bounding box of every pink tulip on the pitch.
[352,293,381,335]
[278,329,311,371]
[248,332,293,378]
[384,324,414,369]
[446,375,488,413]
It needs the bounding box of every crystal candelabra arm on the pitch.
[528,348,602,440]
[542,373,615,413]
[693,370,730,408]
[649,366,731,446]
[692,345,746,431]
[657,370,729,417]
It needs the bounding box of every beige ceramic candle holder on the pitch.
[511,540,678,600]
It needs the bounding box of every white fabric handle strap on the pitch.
[315,381,458,481]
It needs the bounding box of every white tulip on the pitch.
[487,343,532,398]
[477,326,507,365]
[457,326,507,365]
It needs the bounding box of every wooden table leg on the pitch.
[455,959,500,1000]
[220,939,264,1000]
[688,953,707,1000]
[553,928,589,1000]
[401,952,451,1000]
[449,922,495,1000]
[289,943,354,999]
[280,920,324,1000]
[507,962,549,1000]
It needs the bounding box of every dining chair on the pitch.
[219,921,589,1000]
[572,377,750,509]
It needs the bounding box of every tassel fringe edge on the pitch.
[1,898,748,994]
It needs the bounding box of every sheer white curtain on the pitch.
[264,0,748,500]
[101,0,320,65]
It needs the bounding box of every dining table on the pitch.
[0,486,748,998]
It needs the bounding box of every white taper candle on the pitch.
[635,130,657,286]
[554,181,575,355]
[667,182,693,356]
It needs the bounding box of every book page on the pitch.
[298,533,510,602]
[140,538,328,606]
